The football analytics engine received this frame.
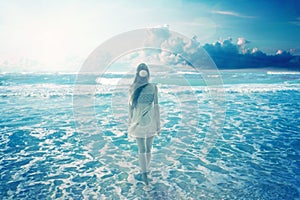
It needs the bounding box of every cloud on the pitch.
[237,37,250,46]
[132,26,300,70]
[147,26,206,66]
[0,56,40,72]
[290,17,300,26]
[3,25,298,72]
[146,24,171,47]
[276,50,283,55]
[203,39,298,69]
[252,47,259,54]
[237,37,250,54]
[212,10,256,19]
[0,55,84,72]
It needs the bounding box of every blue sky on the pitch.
[0,0,299,72]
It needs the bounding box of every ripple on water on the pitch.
[1,82,300,199]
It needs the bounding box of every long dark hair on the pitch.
[130,63,150,108]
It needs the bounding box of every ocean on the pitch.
[0,68,300,199]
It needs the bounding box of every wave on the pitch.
[95,77,131,85]
[222,83,300,93]
[267,71,300,75]
[176,71,201,75]
[1,82,300,99]
[1,71,299,87]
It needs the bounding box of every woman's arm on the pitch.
[128,102,133,125]
[128,93,133,125]
[154,85,160,133]
[128,106,132,124]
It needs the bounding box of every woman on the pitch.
[128,63,160,185]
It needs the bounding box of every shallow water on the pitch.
[0,70,300,199]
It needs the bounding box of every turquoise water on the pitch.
[1,70,300,199]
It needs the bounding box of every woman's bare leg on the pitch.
[145,136,154,170]
[136,138,146,153]
[136,138,148,184]
[146,136,154,153]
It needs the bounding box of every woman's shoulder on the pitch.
[147,83,158,88]
[145,83,157,91]
[138,83,155,94]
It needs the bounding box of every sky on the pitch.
[0,0,299,72]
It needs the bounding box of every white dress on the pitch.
[128,84,159,139]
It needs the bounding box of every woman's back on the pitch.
[129,83,158,138]
[136,83,155,107]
